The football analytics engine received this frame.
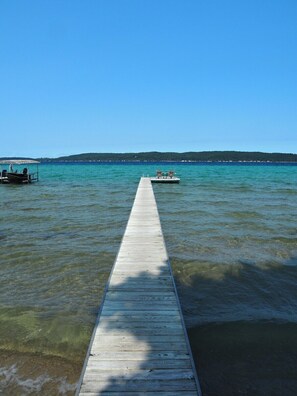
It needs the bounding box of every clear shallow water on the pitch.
[0,163,296,395]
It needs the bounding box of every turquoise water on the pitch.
[0,163,296,395]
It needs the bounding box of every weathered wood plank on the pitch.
[96,323,184,333]
[96,321,184,332]
[88,352,192,360]
[105,291,176,299]
[105,296,176,309]
[91,341,188,352]
[116,256,168,262]
[98,313,180,321]
[96,330,185,339]
[100,311,181,320]
[108,284,173,290]
[98,315,180,322]
[80,392,198,396]
[112,269,170,275]
[81,379,197,393]
[84,369,195,381]
[102,302,178,311]
[109,278,173,286]
[110,274,172,280]
[86,359,192,370]
[92,334,186,343]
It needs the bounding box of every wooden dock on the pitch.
[77,177,201,395]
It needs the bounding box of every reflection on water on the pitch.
[0,163,296,394]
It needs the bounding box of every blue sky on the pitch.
[0,0,296,157]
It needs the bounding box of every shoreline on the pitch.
[38,160,297,164]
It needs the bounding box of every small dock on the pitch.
[77,177,201,395]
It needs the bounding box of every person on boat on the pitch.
[9,164,13,172]
[23,167,28,175]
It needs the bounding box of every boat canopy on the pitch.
[0,159,40,165]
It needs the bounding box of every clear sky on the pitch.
[0,0,296,157]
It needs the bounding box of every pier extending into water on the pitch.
[77,177,201,395]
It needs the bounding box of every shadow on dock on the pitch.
[77,257,297,395]
[78,264,201,395]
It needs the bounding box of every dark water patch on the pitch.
[39,231,81,241]
[228,210,264,219]
[227,184,254,192]
[21,207,43,212]
[34,193,59,200]
[3,212,53,221]
[188,321,297,396]
[271,236,297,245]
[172,259,297,326]
[269,188,297,196]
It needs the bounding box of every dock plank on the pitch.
[80,393,198,396]
[81,379,197,393]
[77,177,201,395]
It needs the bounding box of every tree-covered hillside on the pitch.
[38,151,297,162]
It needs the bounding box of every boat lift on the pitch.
[0,159,40,184]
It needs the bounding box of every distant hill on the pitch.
[38,151,297,163]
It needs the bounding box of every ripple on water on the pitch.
[1,163,297,395]
[0,351,79,395]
